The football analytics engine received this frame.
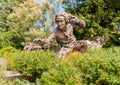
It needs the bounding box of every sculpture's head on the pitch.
[55,13,70,31]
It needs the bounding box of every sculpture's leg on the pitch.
[74,41,88,53]
[56,46,73,59]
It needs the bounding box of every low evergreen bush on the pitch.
[5,47,120,84]
[8,50,56,82]
[74,47,120,85]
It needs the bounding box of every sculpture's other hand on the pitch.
[33,38,48,45]
[34,38,44,43]
[33,38,41,43]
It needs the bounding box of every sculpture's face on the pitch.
[56,16,66,31]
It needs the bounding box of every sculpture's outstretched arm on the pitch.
[33,32,55,45]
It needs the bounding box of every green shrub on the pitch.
[6,47,120,84]
[39,62,81,85]
[75,47,120,85]
[0,30,25,49]
[0,46,17,58]
[8,50,56,82]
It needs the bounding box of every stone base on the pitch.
[1,70,21,79]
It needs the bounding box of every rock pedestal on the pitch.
[1,70,21,79]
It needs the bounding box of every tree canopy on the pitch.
[0,0,63,49]
[62,0,120,47]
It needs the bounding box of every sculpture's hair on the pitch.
[55,13,71,24]
[55,12,86,30]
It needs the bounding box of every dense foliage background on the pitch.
[63,0,120,47]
